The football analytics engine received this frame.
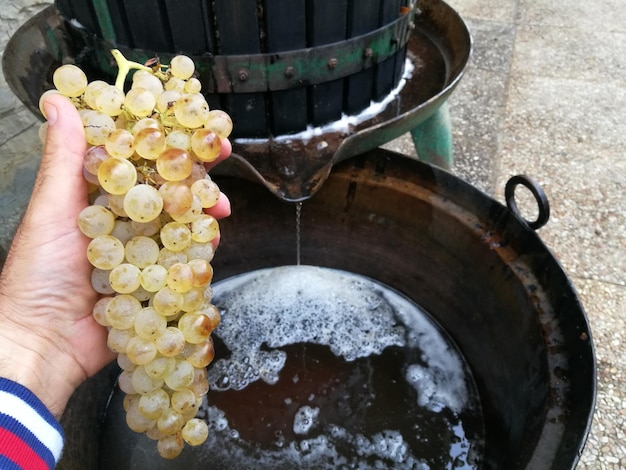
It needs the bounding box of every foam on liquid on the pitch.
[100,265,484,469]
[202,266,484,468]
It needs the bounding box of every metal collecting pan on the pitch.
[57,149,595,469]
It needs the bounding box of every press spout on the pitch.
[218,137,340,203]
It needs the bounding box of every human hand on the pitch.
[0,94,231,418]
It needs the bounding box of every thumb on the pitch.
[31,94,88,219]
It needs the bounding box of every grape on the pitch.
[109,263,142,294]
[144,356,176,379]
[164,129,190,150]
[190,214,219,243]
[159,181,193,216]
[135,307,167,339]
[132,70,164,98]
[156,148,193,181]
[157,248,187,270]
[53,64,88,97]
[95,84,125,116]
[92,297,113,326]
[184,77,202,94]
[166,263,194,293]
[78,205,116,238]
[155,326,186,357]
[164,77,186,93]
[184,241,215,263]
[156,90,181,114]
[82,110,116,146]
[160,222,192,252]
[45,51,228,458]
[134,126,166,160]
[83,145,111,175]
[174,94,210,128]
[189,368,209,399]
[125,236,160,268]
[182,339,215,368]
[177,312,212,344]
[91,268,115,295]
[157,434,184,459]
[105,128,135,158]
[205,109,233,138]
[198,304,221,330]
[170,388,197,415]
[117,353,136,372]
[107,327,135,354]
[169,195,203,224]
[105,294,142,329]
[124,87,157,118]
[127,400,157,433]
[108,193,129,218]
[180,287,205,312]
[138,388,170,420]
[123,184,164,223]
[97,157,137,194]
[131,217,162,237]
[140,264,168,292]
[87,235,125,270]
[83,80,109,109]
[132,366,164,395]
[191,178,220,208]
[126,336,158,365]
[170,55,195,80]
[132,117,161,134]
[187,258,213,287]
[153,288,184,317]
[181,418,209,446]
[118,371,138,395]
[164,359,195,391]
[191,128,221,162]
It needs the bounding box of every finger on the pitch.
[33,94,88,218]
[204,138,232,172]
[204,192,231,219]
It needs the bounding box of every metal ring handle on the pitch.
[504,175,550,230]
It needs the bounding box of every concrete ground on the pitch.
[1,0,624,468]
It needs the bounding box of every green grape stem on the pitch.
[111,49,153,90]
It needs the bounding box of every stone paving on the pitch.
[1,0,625,468]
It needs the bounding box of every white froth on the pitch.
[210,266,469,416]
[234,59,415,145]
[293,406,319,435]
[209,265,407,390]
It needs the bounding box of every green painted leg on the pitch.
[410,102,453,169]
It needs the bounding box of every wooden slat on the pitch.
[307,0,348,127]
[375,0,402,100]
[214,0,266,137]
[104,0,131,47]
[122,0,172,52]
[164,0,207,54]
[266,0,308,135]
[345,0,379,115]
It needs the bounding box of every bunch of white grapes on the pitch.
[40,51,233,459]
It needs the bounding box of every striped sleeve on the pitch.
[0,378,64,470]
